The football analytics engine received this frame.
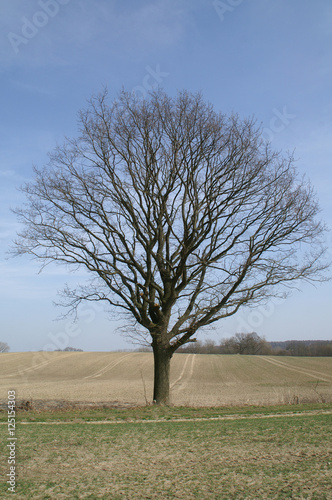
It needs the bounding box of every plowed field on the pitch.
[1,352,331,407]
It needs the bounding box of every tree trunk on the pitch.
[152,342,172,405]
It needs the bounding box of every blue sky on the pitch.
[1,0,331,352]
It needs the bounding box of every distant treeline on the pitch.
[269,340,332,357]
[49,338,332,356]
[175,333,332,356]
[54,347,83,352]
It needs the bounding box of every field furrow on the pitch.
[260,356,332,382]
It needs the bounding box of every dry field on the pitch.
[1,352,332,407]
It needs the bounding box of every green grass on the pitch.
[0,404,331,499]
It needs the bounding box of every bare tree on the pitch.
[13,89,329,404]
[0,342,10,353]
[221,332,271,355]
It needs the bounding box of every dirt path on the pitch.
[1,409,331,426]
[171,354,196,390]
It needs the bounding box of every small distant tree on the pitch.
[221,332,271,355]
[0,342,10,353]
[199,339,217,354]
[12,89,330,404]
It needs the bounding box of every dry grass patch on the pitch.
[0,407,331,499]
